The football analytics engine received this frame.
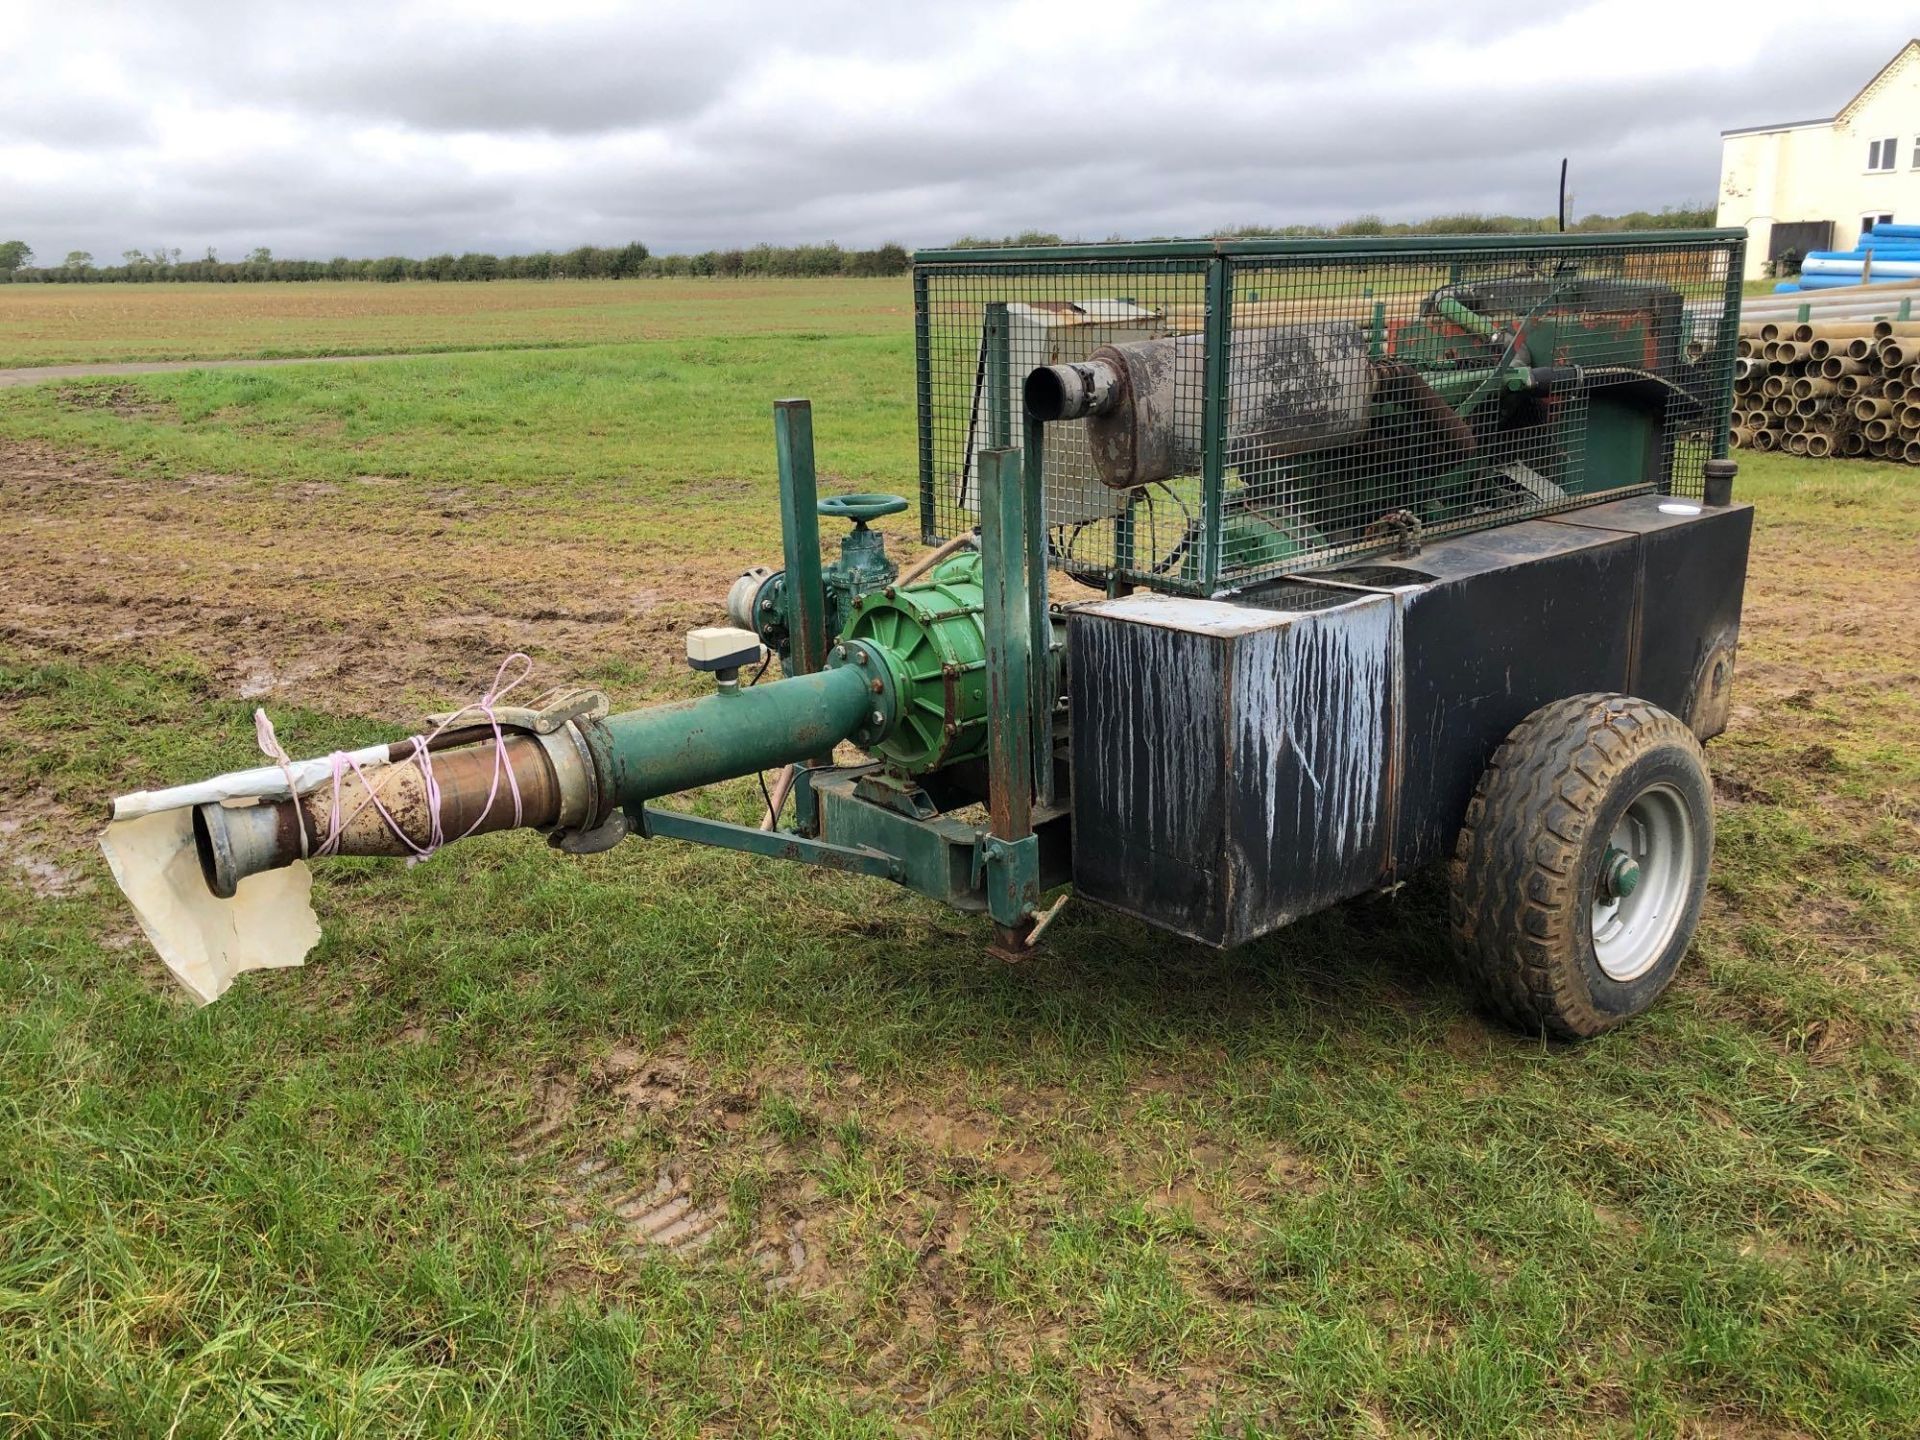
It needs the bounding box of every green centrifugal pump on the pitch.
[113,396,1066,1009]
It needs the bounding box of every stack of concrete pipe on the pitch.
[1732,316,1920,462]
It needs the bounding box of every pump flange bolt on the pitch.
[869,710,884,727]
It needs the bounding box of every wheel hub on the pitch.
[1591,783,1695,983]
[1600,847,1642,900]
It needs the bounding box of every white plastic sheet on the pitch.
[100,808,320,1005]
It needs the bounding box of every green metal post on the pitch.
[985,301,1012,449]
[979,446,1032,839]
[1198,257,1233,589]
[1113,491,1137,590]
[1022,410,1053,807]
[913,267,936,542]
[774,399,829,678]
[977,445,1040,946]
[1714,237,1748,463]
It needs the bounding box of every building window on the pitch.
[1863,214,1894,235]
[1868,138,1897,171]
[1913,136,1920,169]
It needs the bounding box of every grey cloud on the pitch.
[3,2,1914,261]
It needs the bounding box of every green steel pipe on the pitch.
[1436,294,1493,339]
[189,662,888,893]
[604,663,877,809]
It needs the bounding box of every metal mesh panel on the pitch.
[915,234,1741,594]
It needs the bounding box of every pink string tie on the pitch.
[253,653,534,867]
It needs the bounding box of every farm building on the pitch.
[1717,39,1920,279]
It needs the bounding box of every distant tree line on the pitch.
[0,208,1716,283]
[0,239,911,284]
[947,206,1719,247]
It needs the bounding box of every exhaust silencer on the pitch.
[1022,324,1374,488]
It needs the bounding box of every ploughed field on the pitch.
[0,282,1916,1438]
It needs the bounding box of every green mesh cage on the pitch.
[913,231,1743,595]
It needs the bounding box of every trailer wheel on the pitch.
[1449,693,1713,1039]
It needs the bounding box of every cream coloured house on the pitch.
[1717,40,1920,280]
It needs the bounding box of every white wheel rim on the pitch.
[1591,782,1695,983]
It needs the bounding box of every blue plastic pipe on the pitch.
[1803,258,1920,278]
[1794,272,1919,289]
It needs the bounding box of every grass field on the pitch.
[0,292,1916,1437]
[0,279,911,367]
[1,269,1777,370]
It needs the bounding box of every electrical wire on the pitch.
[747,649,776,824]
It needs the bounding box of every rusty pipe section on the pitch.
[193,725,596,899]
[187,662,881,899]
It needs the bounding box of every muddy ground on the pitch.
[0,437,768,716]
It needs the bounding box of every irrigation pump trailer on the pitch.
[106,230,1753,1038]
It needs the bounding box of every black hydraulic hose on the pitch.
[1528,364,1709,418]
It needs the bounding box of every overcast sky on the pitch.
[2,1,1912,262]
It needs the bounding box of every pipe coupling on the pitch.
[1023,359,1121,422]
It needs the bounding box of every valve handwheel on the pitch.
[817,493,909,527]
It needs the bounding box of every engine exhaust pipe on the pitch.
[1024,359,1121,422]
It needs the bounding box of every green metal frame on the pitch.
[636,804,900,880]
[912,230,1745,265]
[985,301,1012,450]
[912,229,1749,590]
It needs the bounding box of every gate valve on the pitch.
[818,493,908,600]
[817,492,909,527]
